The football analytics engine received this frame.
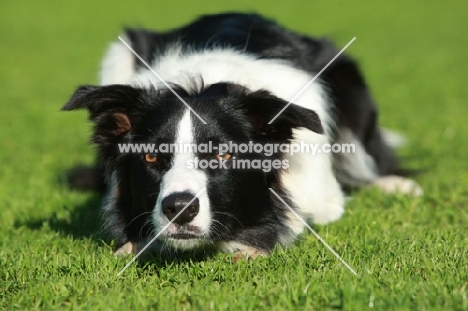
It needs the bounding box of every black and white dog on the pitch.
[63,13,422,258]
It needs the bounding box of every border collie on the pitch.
[63,13,422,259]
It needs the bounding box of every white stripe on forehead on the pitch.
[157,109,200,196]
[167,109,194,189]
[175,109,193,143]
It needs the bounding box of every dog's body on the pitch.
[64,13,421,258]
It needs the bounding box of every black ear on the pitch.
[240,90,324,139]
[62,84,151,163]
[62,84,148,138]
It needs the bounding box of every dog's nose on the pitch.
[161,192,199,225]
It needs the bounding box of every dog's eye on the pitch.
[144,153,158,163]
[215,153,232,161]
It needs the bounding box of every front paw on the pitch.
[233,248,267,262]
[370,175,423,197]
[219,241,268,262]
[114,241,136,256]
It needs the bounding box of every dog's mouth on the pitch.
[163,225,206,250]
[165,225,204,240]
[168,232,200,240]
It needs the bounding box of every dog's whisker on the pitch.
[123,212,153,231]
[211,219,231,235]
[138,218,154,241]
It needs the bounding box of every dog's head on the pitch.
[63,82,323,250]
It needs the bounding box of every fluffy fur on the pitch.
[63,13,421,258]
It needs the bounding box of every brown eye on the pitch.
[144,153,158,163]
[215,153,232,161]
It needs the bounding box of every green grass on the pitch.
[1,0,467,310]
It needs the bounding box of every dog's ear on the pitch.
[62,84,148,140]
[240,91,324,139]
[62,84,151,162]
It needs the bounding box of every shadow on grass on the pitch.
[14,193,104,243]
[14,168,105,244]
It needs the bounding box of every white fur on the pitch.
[148,48,332,133]
[279,128,345,245]
[152,111,212,248]
[101,43,332,134]
[100,34,135,85]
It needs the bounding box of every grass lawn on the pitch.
[1,1,467,310]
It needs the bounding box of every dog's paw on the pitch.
[218,241,268,262]
[370,175,423,197]
[233,248,267,263]
[114,241,136,256]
